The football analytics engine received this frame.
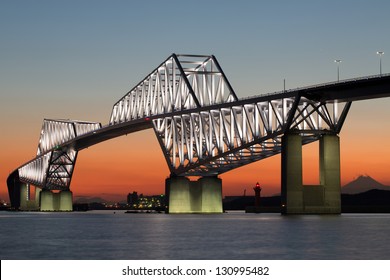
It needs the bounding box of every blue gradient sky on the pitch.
[1,0,389,200]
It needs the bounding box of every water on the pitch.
[1,211,389,259]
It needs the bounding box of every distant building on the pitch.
[138,194,165,209]
[127,191,139,207]
[127,192,165,210]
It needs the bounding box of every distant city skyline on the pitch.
[1,0,389,201]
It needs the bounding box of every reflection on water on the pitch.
[1,211,389,259]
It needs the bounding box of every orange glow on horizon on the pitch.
[1,104,390,203]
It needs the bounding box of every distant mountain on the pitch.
[342,175,390,194]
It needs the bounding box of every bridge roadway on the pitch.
[66,73,390,151]
[6,53,390,214]
[15,73,390,167]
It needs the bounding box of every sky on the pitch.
[1,0,389,202]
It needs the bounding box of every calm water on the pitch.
[1,211,389,260]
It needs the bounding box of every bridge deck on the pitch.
[7,53,390,209]
[241,73,390,103]
[12,73,390,173]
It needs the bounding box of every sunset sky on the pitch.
[1,0,390,202]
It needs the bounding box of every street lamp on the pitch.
[334,59,342,81]
[377,51,384,75]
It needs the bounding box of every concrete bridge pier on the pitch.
[19,183,40,211]
[165,176,223,213]
[281,133,341,214]
[59,190,73,211]
[40,190,73,211]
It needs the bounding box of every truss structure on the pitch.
[13,53,376,197]
[19,119,101,190]
[37,119,101,155]
[154,94,351,175]
[110,54,238,124]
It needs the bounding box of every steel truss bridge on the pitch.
[7,53,390,208]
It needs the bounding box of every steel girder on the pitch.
[18,153,50,187]
[37,119,101,155]
[107,53,352,176]
[14,54,354,189]
[153,94,352,176]
[109,54,238,125]
[18,119,101,190]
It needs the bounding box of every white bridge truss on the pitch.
[37,119,101,155]
[15,54,353,191]
[19,119,101,190]
[154,95,351,175]
[110,54,238,124]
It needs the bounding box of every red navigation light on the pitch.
[255,182,260,188]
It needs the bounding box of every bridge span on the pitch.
[7,54,390,214]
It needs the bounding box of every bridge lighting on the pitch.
[11,53,390,212]
[334,59,342,82]
[377,51,384,76]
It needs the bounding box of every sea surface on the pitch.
[1,211,389,260]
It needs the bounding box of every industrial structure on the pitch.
[7,54,390,214]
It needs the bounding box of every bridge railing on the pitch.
[241,73,390,101]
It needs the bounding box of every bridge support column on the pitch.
[40,190,54,211]
[166,176,222,213]
[281,133,341,214]
[35,188,41,207]
[39,190,73,211]
[198,177,223,213]
[19,184,40,211]
[281,134,304,214]
[59,190,73,211]
[19,183,29,211]
[320,134,341,213]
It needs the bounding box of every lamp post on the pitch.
[334,59,342,81]
[377,51,384,75]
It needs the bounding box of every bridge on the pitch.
[7,53,390,214]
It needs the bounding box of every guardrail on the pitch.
[239,73,390,100]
